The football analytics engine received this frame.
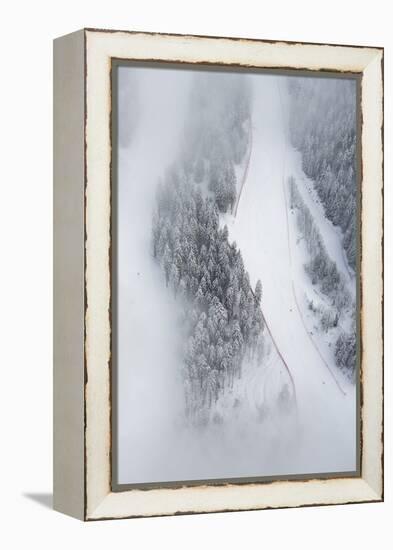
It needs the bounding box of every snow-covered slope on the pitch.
[117,68,357,484]
[225,74,357,474]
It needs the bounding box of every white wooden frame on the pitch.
[53,28,384,521]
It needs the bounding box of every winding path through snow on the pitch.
[233,122,253,217]
[226,75,356,474]
[275,80,347,397]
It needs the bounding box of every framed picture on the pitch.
[53,28,384,520]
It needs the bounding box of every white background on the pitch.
[0,0,390,548]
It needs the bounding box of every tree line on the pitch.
[153,173,264,424]
[181,72,252,214]
[289,176,356,380]
[287,77,357,271]
[151,73,264,424]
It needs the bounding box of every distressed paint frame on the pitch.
[54,28,383,521]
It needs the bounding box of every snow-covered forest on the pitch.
[153,179,266,423]
[151,75,270,425]
[287,77,357,271]
[116,66,358,484]
[289,176,356,380]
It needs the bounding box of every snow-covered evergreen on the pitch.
[150,73,272,424]
[335,330,356,379]
[289,176,356,380]
[152,166,265,424]
[289,176,350,310]
[183,72,252,214]
[117,68,357,484]
[287,78,357,271]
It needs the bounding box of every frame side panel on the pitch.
[360,52,384,499]
[53,29,85,520]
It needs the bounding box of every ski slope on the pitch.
[225,75,357,474]
[117,68,357,484]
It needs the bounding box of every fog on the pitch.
[116,66,357,484]
[117,66,192,483]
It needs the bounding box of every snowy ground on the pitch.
[116,67,191,483]
[117,68,357,484]
[225,74,357,475]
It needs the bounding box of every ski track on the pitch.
[276,80,347,397]
[226,75,356,474]
[233,121,253,217]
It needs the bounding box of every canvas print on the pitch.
[113,64,358,485]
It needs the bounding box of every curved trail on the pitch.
[226,75,356,474]
[259,305,297,403]
[232,81,345,403]
[276,80,347,397]
[301,173,355,283]
[233,122,253,217]
[233,123,297,408]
